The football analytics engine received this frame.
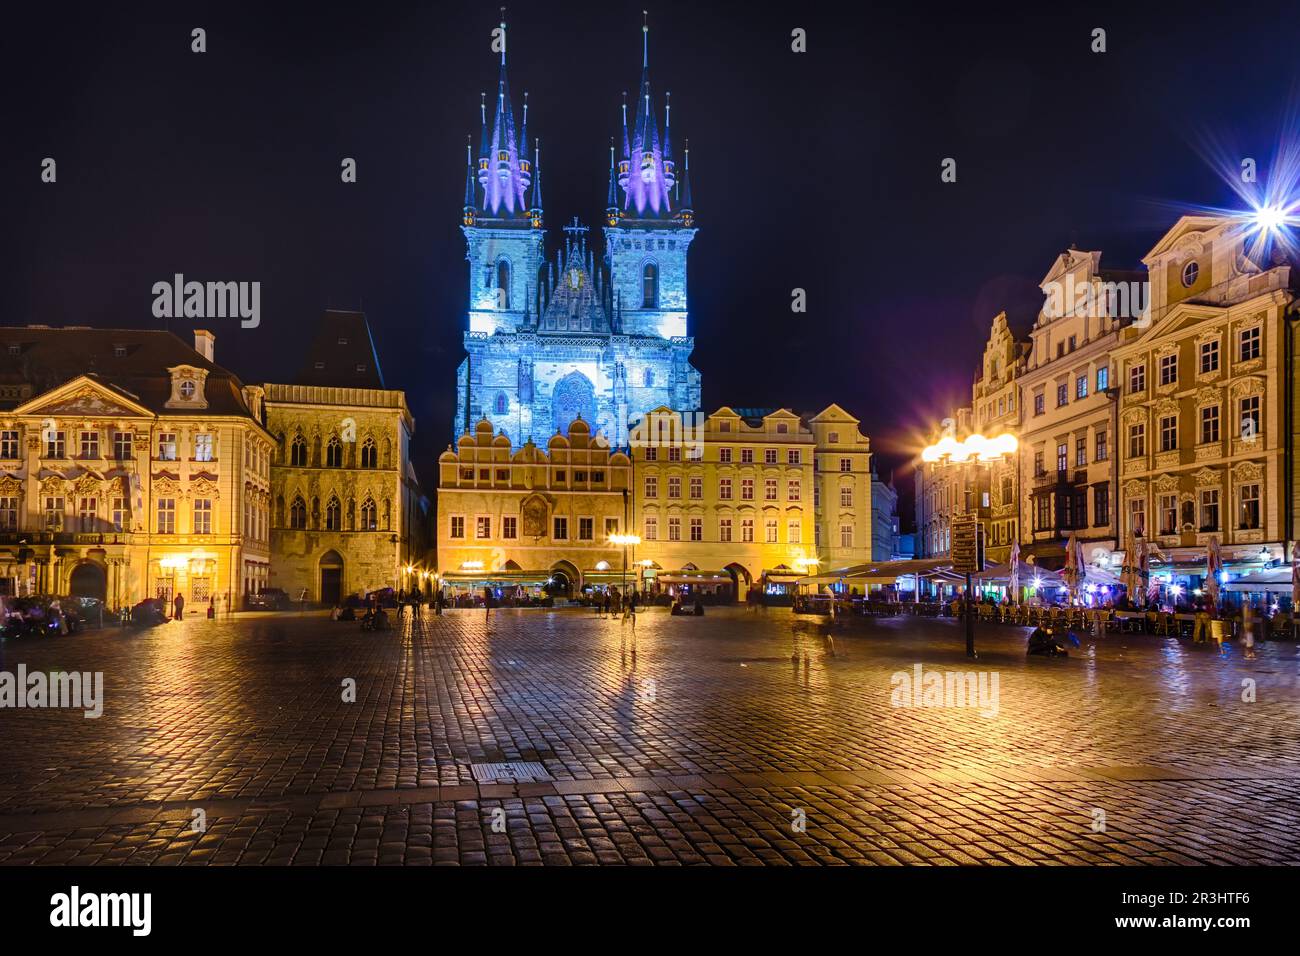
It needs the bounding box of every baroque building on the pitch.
[435,404,872,600]
[0,327,273,608]
[1017,249,1136,568]
[264,311,426,604]
[455,17,701,450]
[1112,215,1293,575]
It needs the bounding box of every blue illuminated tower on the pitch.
[455,13,701,449]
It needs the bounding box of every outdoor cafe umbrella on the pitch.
[1008,540,1021,604]
[1205,536,1222,610]
[1292,542,1300,610]
[1119,528,1140,601]
[1063,532,1083,602]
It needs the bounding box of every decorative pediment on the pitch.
[1192,468,1220,486]
[1229,376,1264,399]
[1194,327,1221,345]
[14,377,152,421]
[1194,386,1221,406]
[192,477,220,499]
[1154,341,1180,359]
[38,475,66,495]
[1123,479,1145,498]
[1232,460,1264,482]
[1120,407,1147,426]
[1154,474,1179,493]
[153,476,181,497]
[73,473,102,495]
[1153,397,1180,417]
[0,475,23,496]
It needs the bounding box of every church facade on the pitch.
[455,17,701,450]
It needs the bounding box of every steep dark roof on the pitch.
[293,311,386,389]
[0,325,255,417]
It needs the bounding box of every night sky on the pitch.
[7,0,1298,529]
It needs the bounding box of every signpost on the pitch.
[951,512,984,658]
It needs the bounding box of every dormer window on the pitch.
[113,344,127,358]
[165,364,209,409]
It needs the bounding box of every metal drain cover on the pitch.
[470,761,552,784]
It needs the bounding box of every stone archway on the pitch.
[69,561,108,602]
[723,562,752,603]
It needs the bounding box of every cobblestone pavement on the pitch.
[1,606,1297,865]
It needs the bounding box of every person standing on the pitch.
[1242,598,1258,659]
[172,592,185,621]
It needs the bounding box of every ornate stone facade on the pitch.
[0,328,273,608]
[1112,215,1291,569]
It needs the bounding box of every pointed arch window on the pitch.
[360,438,377,468]
[644,368,655,388]
[326,436,343,468]
[495,393,509,415]
[642,262,659,308]
[325,496,341,531]
[361,497,377,531]
[290,435,308,467]
[496,258,511,309]
[289,496,307,529]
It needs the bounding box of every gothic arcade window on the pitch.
[326,436,343,467]
[360,439,377,468]
[642,262,658,308]
[495,393,508,415]
[290,435,308,466]
[496,258,511,309]
[325,497,341,531]
[290,496,307,529]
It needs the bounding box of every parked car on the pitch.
[246,588,292,611]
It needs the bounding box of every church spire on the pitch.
[614,12,678,220]
[529,138,544,228]
[473,8,532,218]
[463,136,477,226]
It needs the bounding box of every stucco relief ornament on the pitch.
[39,475,66,495]
[0,475,23,496]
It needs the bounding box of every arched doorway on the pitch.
[548,560,580,599]
[723,562,752,603]
[319,550,344,605]
[69,561,107,602]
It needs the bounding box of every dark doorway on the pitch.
[319,550,344,605]
[69,562,107,601]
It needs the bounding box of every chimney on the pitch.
[193,329,215,362]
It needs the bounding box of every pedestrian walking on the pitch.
[172,592,185,621]
[1192,605,1210,643]
[484,585,492,618]
[1242,599,1258,659]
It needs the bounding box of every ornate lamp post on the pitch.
[921,432,1018,658]
[608,533,641,601]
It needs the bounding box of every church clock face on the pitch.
[568,268,582,291]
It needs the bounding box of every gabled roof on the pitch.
[293,311,386,389]
[0,326,255,417]
[1141,214,1229,264]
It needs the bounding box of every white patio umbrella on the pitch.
[1205,536,1222,610]
[1008,540,1021,604]
[1292,542,1300,611]
[1063,532,1082,602]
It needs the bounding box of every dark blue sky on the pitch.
[7,0,1298,527]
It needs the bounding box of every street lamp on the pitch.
[921,431,1018,657]
[608,533,641,602]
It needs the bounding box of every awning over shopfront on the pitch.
[656,571,733,585]
[796,557,955,586]
[1224,567,1293,594]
